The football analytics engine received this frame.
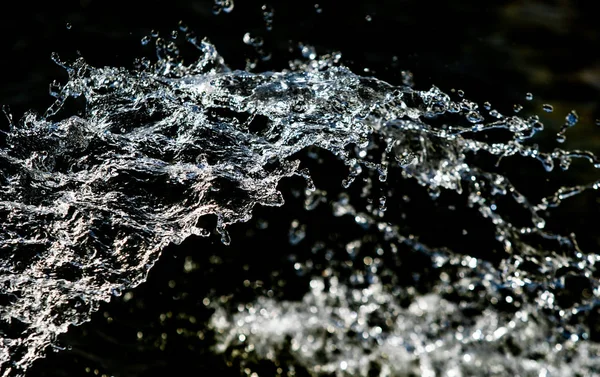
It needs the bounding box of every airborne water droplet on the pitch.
[301,44,317,60]
[222,0,234,13]
[217,227,231,245]
[141,35,151,46]
[525,92,533,101]
[379,196,387,212]
[466,111,484,124]
[565,110,578,126]
[178,20,188,32]
[262,4,274,31]
[542,104,554,112]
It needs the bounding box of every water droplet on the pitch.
[262,4,274,31]
[379,196,387,212]
[178,20,188,32]
[365,15,372,22]
[151,29,159,37]
[457,89,465,97]
[428,187,441,199]
[217,227,231,245]
[243,33,263,47]
[222,0,234,13]
[289,220,306,245]
[525,92,533,100]
[401,70,414,87]
[565,110,578,126]
[535,218,546,229]
[314,3,322,13]
[466,111,484,124]
[171,30,178,39]
[50,51,62,65]
[556,134,566,143]
[213,0,234,14]
[483,101,491,110]
[542,104,554,112]
[301,44,317,60]
[141,36,151,46]
[186,31,197,44]
[513,104,523,113]
[66,23,72,30]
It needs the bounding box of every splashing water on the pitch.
[1,34,599,376]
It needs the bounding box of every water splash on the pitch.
[1,34,599,377]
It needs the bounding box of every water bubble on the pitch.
[314,3,322,13]
[542,104,554,112]
[513,104,523,113]
[151,29,159,37]
[171,30,178,39]
[141,35,151,46]
[556,134,566,143]
[525,92,533,100]
[365,15,372,22]
[483,101,491,110]
[66,22,72,30]
[457,89,465,97]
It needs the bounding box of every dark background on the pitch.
[1,1,600,376]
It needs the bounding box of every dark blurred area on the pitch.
[1,0,600,117]
[1,1,599,376]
